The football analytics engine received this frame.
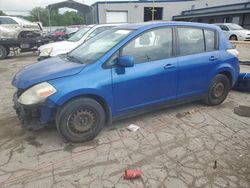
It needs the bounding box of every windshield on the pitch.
[14,17,34,25]
[67,26,91,42]
[69,29,132,64]
[228,24,244,30]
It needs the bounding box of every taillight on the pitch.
[227,49,239,58]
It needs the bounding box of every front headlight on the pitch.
[18,82,56,105]
[39,47,53,57]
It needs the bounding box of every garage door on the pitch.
[106,11,128,23]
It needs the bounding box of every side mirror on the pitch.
[117,55,134,67]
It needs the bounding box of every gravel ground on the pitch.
[0,52,249,188]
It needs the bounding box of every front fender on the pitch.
[47,64,114,113]
[53,88,112,107]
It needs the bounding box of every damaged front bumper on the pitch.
[13,91,56,130]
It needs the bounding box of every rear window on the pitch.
[204,29,217,51]
[177,27,205,56]
[177,27,217,56]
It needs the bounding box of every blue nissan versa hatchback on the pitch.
[12,22,239,142]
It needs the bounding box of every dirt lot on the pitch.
[0,53,249,188]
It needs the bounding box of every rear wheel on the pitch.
[56,98,105,143]
[204,74,230,106]
[0,45,7,60]
[229,35,238,41]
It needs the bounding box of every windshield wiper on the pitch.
[66,54,82,63]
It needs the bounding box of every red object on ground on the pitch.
[124,169,142,179]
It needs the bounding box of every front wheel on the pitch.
[204,74,230,106]
[56,98,105,143]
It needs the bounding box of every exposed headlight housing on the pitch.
[39,47,53,57]
[18,82,56,105]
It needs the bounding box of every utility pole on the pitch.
[48,7,52,32]
[37,9,41,22]
[152,0,155,21]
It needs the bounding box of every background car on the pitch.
[46,26,82,41]
[48,28,66,41]
[38,23,123,60]
[215,23,250,41]
[0,16,42,39]
[64,26,81,39]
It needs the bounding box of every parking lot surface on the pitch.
[0,53,249,188]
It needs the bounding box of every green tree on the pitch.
[29,7,50,26]
[25,7,85,26]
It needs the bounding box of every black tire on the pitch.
[0,45,7,60]
[56,98,105,143]
[6,49,10,56]
[229,35,238,41]
[204,74,230,106]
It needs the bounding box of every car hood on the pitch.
[12,56,86,89]
[39,41,78,56]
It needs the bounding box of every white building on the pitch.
[86,0,250,28]
[48,0,250,28]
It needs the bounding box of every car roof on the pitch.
[215,23,236,25]
[92,23,125,28]
[0,16,38,26]
[115,21,220,31]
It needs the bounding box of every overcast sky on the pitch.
[0,0,100,15]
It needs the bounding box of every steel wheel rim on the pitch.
[67,108,97,135]
[230,36,237,40]
[212,82,225,98]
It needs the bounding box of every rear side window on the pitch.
[177,27,205,56]
[204,30,216,51]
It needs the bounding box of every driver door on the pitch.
[111,27,178,114]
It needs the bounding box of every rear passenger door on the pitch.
[176,27,220,99]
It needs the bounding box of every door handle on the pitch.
[164,64,175,69]
[209,56,218,61]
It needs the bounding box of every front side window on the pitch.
[177,27,205,56]
[122,27,173,64]
[69,29,132,64]
[204,30,216,51]
[106,51,119,67]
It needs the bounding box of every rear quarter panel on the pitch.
[215,51,240,87]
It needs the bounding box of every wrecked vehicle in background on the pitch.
[0,16,42,39]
